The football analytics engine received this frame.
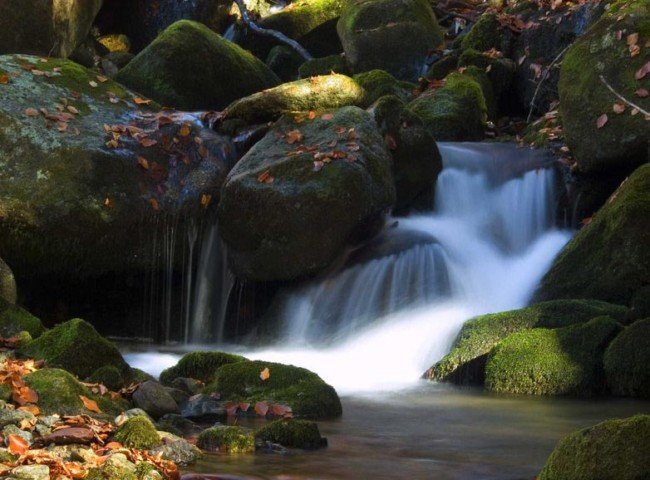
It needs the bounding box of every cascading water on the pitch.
[231,143,572,392]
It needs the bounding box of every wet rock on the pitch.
[152,432,202,465]
[460,12,513,54]
[0,410,36,429]
[255,419,326,449]
[116,408,154,425]
[0,258,17,305]
[197,426,255,454]
[115,20,279,111]
[132,381,180,419]
[8,464,50,480]
[337,0,444,81]
[156,414,203,437]
[2,425,32,444]
[164,387,190,406]
[34,427,94,446]
[218,106,395,282]
[180,394,227,423]
[170,378,202,395]
[353,70,416,105]
[266,46,304,82]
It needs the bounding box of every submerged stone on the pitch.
[255,419,326,449]
[197,426,255,454]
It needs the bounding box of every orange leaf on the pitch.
[25,108,39,117]
[254,401,269,416]
[104,197,114,208]
[96,75,108,83]
[140,137,157,148]
[308,111,316,119]
[137,156,149,170]
[321,113,334,121]
[133,97,152,105]
[224,402,239,416]
[7,434,29,455]
[0,74,10,84]
[286,129,303,145]
[260,367,270,381]
[200,194,212,208]
[13,386,38,405]
[105,441,122,450]
[18,405,40,416]
[635,88,649,98]
[626,32,639,46]
[238,402,250,412]
[150,197,160,211]
[79,395,102,413]
[257,170,274,184]
[596,113,608,129]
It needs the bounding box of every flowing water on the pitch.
[125,143,650,479]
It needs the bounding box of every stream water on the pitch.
[124,143,650,478]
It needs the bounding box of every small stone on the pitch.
[180,394,226,423]
[132,381,179,419]
[3,425,32,444]
[151,432,202,465]
[9,464,49,480]
[115,408,153,426]
[0,409,35,428]
[170,377,201,395]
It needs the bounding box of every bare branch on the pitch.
[526,45,570,123]
[599,75,650,117]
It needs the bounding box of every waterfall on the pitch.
[234,143,572,392]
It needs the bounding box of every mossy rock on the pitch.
[197,426,255,453]
[428,299,629,385]
[536,164,650,305]
[114,416,162,450]
[159,351,247,386]
[337,0,443,81]
[205,360,342,419]
[406,72,487,140]
[24,368,123,416]
[116,20,279,110]
[0,297,44,338]
[266,46,305,82]
[485,317,622,396]
[20,318,129,379]
[461,65,498,120]
[427,54,459,80]
[222,74,366,125]
[604,318,650,398]
[88,365,125,391]
[457,48,516,106]
[255,419,326,449]
[299,55,350,78]
[460,12,512,53]
[558,0,649,174]
[538,415,650,480]
[0,257,16,305]
[353,70,417,105]
[218,106,395,282]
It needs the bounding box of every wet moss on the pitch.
[460,13,504,52]
[299,55,350,78]
[427,54,459,80]
[205,360,342,419]
[536,164,650,305]
[20,318,129,379]
[255,419,325,449]
[159,351,247,386]
[604,318,650,398]
[353,70,416,105]
[88,365,125,391]
[197,426,255,453]
[538,415,650,480]
[485,317,622,396]
[114,416,162,450]
[457,48,516,104]
[0,297,44,338]
[428,299,629,384]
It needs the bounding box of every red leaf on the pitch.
[254,401,269,417]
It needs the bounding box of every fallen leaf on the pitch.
[254,401,269,416]
[0,74,10,84]
[384,133,398,150]
[89,81,98,88]
[7,434,29,455]
[200,194,212,208]
[257,170,274,184]
[139,137,157,148]
[613,102,626,114]
[635,61,650,80]
[308,111,316,119]
[179,123,191,137]
[12,386,38,405]
[96,75,108,83]
[137,156,149,170]
[596,113,608,129]
[24,108,39,117]
[239,402,250,412]
[224,402,239,417]
[67,105,79,115]
[286,129,303,145]
[260,367,270,381]
[104,197,114,208]
[313,160,324,172]
[150,198,159,210]
[626,33,639,46]
[321,113,334,121]
[80,395,102,414]
[133,96,152,105]
[635,88,649,98]
[17,405,40,416]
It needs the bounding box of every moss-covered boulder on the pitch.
[337,0,444,81]
[255,419,326,449]
[20,318,129,379]
[266,46,305,82]
[485,317,622,395]
[115,20,279,110]
[538,415,650,480]
[536,164,650,305]
[457,48,516,108]
[114,416,162,450]
[24,368,122,416]
[88,365,125,392]
[0,297,44,338]
[406,72,487,140]
[353,70,417,105]
[218,106,394,282]
[427,299,629,385]
[0,258,16,305]
[205,360,342,419]
[299,55,350,78]
[460,12,512,53]
[0,54,236,297]
[604,318,650,398]
[197,426,255,453]
[159,351,246,385]
[222,74,366,125]
[427,54,459,80]
[0,1,102,58]
[558,0,649,174]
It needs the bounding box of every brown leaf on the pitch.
[80,395,102,413]
[133,96,152,105]
[200,194,212,208]
[13,386,38,405]
[224,402,238,417]
[321,113,334,121]
[286,129,303,145]
[179,123,191,137]
[139,137,157,148]
[260,367,270,381]
[24,108,39,117]
[96,75,108,83]
[308,111,316,119]
[149,198,159,211]
[257,170,274,184]
[635,88,649,98]
[104,197,114,208]
[626,33,639,46]
[17,405,40,416]
[67,105,79,115]
[238,402,250,412]
[137,156,149,170]
[7,434,29,455]
[596,113,608,129]
[613,102,626,114]
[635,61,650,80]
[0,74,10,84]
[254,401,269,416]
[384,133,398,150]
[313,160,324,172]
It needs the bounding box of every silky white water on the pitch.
[126,143,572,394]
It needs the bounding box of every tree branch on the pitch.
[526,45,570,123]
[233,0,313,61]
[599,75,650,117]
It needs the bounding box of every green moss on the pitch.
[538,415,650,480]
[427,55,459,80]
[0,297,44,338]
[0,384,12,402]
[116,20,279,110]
[558,0,649,173]
[353,70,416,105]
[461,65,497,120]
[460,13,503,52]
[485,317,622,396]
[24,368,122,416]
[88,365,125,391]
[255,419,325,449]
[406,71,487,140]
[266,46,304,82]
[604,318,650,398]
[428,299,629,384]
[114,416,162,450]
[197,426,255,453]
[537,164,650,305]
[159,351,247,386]
[223,74,366,124]
[20,318,129,379]
[299,55,350,78]
[457,48,516,104]
[205,360,342,419]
